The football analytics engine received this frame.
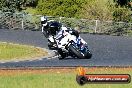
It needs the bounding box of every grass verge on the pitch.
[0,67,131,88]
[0,42,48,60]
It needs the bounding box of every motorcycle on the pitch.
[41,21,92,59]
[55,29,92,59]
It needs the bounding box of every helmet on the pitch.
[41,16,47,26]
[48,21,62,35]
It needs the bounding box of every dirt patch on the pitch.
[0,67,132,76]
[0,68,74,76]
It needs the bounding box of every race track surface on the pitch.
[0,29,132,67]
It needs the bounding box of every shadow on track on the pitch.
[58,57,92,60]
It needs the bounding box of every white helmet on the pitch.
[41,16,48,26]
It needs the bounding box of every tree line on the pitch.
[0,0,131,22]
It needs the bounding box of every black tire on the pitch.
[58,55,66,60]
[69,44,85,59]
[83,47,92,59]
[86,51,92,59]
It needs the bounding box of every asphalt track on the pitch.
[0,29,132,67]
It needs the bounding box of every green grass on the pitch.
[0,73,76,88]
[24,8,37,15]
[0,68,131,88]
[0,42,47,60]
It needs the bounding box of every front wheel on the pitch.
[83,47,92,59]
[69,44,85,59]
[85,51,92,59]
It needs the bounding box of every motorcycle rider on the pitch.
[41,16,87,49]
[41,16,51,38]
[41,16,61,48]
[41,16,90,59]
[41,16,61,36]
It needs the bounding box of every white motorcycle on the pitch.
[55,27,92,59]
[41,21,92,59]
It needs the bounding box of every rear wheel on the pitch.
[69,44,85,59]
